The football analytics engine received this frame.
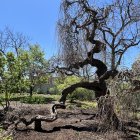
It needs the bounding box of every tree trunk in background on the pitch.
[29,85,33,97]
[111,49,115,70]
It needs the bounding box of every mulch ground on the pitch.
[0,101,140,140]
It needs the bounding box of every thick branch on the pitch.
[59,81,102,104]
[15,104,66,129]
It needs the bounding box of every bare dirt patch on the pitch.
[0,101,139,140]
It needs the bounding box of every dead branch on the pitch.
[15,104,66,131]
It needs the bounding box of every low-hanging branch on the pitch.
[15,104,66,131]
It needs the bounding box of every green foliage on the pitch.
[80,101,97,109]
[67,100,97,109]
[68,88,95,101]
[25,44,50,96]
[0,93,60,104]
[0,44,50,107]
[0,127,13,140]
[54,76,95,101]
[1,135,13,140]
[20,96,47,104]
[49,87,58,94]
[56,76,81,93]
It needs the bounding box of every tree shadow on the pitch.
[16,124,98,133]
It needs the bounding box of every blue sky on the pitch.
[0,0,61,58]
[0,0,139,67]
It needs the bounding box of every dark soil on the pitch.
[0,101,140,140]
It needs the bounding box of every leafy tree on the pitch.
[25,44,49,96]
[0,52,18,109]
[56,75,81,92]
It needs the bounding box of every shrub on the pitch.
[68,88,95,101]
[49,87,58,94]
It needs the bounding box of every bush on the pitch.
[49,87,58,94]
[68,88,95,101]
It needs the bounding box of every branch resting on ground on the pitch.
[15,104,66,129]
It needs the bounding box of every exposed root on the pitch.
[15,104,66,131]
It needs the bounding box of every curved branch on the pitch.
[59,81,101,104]
[15,104,66,130]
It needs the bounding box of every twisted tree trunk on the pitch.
[58,38,121,130]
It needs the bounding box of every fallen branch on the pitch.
[15,104,66,131]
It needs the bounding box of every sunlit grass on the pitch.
[0,126,13,140]
[80,101,97,109]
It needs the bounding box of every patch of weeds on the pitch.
[137,134,140,140]
[80,101,97,109]
[67,104,75,110]
[0,127,13,140]
[1,135,13,140]
[75,131,80,137]
[67,100,97,109]
[49,94,61,101]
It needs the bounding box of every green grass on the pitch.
[0,93,98,108]
[67,100,97,109]
[0,127,13,140]
[80,101,97,109]
[48,94,60,101]
[0,92,61,104]
[20,95,57,104]
[0,93,27,102]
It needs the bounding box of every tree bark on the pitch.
[111,49,115,70]
[29,85,33,97]
[98,96,122,130]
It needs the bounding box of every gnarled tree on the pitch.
[15,0,140,132]
[54,0,140,129]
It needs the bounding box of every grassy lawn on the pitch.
[0,93,61,104]
[0,93,98,109]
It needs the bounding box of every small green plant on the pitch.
[20,96,47,104]
[1,135,13,140]
[137,134,140,140]
[0,127,13,140]
[81,101,97,109]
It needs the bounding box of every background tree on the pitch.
[0,51,25,109]
[25,44,49,97]
[0,27,28,56]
